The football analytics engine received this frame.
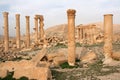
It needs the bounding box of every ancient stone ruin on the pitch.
[0,9,120,80]
[67,9,76,66]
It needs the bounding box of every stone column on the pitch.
[39,15,44,39]
[25,16,30,48]
[78,28,80,40]
[15,14,21,49]
[34,15,38,42]
[81,28,83,39]
[92,27,95,43]
[67,9,76,66]
[3,12,9,52]
[103,14,113,63]
[83,27,85,41]
[90,27,93,44]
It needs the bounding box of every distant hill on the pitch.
[45,22,120,38]
[45,24,68,40]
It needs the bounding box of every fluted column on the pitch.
[67,9,76,66]
[103,14,113,62]
[3,12,9,52]
[25,16,30,48]
[34,15,38,42]
[16,14,21,49]
[39,15,44,39]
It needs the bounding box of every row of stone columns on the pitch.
[2,12,45,52]
[34,15,45,42]
[67,9,114,65]
[76,26,96,44]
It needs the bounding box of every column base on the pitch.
[103,58,120,66]
[68,62,75,66]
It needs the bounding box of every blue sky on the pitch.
[0,0,120,36]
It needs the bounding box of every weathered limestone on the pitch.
[34,15,38,42]
[103,14,113,64]
[39,15,45,39]
[15,14,21,49]
[0,47,52,80]
[80,51,97,64]
[78,28,80,40]
[3,12,9,52]
[25,16,30,48]
[67,9,76,66]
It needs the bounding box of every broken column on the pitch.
[15,14,21,49]
[67,9,76,66]
[25,16,30,48]
[103,14,113,63]
[3,12,9,52]
[39,15,44,39]
[34,15,38,42]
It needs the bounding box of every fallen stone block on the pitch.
[0,69,7,78]
[47,52,65,61]
[112,51,120,60]
[13,67,52,80]
[53,56,67,66]
[80,51,97,64]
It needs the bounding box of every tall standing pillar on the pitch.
[103,14,113,63]
[3,12,9,52]
[25,16,30,48]
[67,9,76,66]
[16,14,21,49]
[39,15,44,39]
[34,15,38,42]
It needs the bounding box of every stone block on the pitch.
[53,56,67,66]
[80,51,97,64]
[13,67,52,80]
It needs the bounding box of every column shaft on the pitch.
[3,12,9,52]
[39,15,44,39]
[67,9,76,66]
[16,14,21,49]
[103,14,113,60]
[78,28,80,41]
[25,16,30,48]
[34,15,38,42]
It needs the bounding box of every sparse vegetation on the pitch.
[55,43,67,48]
[0,71,29,80]
[52,59,120,80]
[76,42,82,47]
[60,62,79,69]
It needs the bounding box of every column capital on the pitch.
[39,15,44,21]
[3,12,9,17]
[35,15,40,18]
[67,9,76,16]
[25,16,30,19]
[104,14,113,16]
[34,16,38,20]
[16,14,20,16]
